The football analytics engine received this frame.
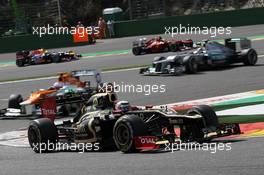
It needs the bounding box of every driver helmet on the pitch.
[91,93,116,110]
[115,101,131,112]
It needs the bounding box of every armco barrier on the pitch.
[114,7,264,37]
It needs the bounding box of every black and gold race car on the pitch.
[27,92,240,153]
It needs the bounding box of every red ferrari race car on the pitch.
[132,36,193,55]
[16,48,82,67]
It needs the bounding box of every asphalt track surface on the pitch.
[0,24,264,175]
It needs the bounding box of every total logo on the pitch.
[138,136,157,144]
[42,109,56,116]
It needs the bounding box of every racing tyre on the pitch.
[182,105,219,142]
[28,118,58,153]
[8,94,26,114]
[51,54,61,63]
[113,115,148,153]
[187,105,219,128]
[242,49,258,66]
[185,56,198,74]
[132,47,142,56]
[16,59,25,67]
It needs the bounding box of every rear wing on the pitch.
[71,69,102,85]
[224,38,251,52]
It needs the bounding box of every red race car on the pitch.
[132,36,193,55]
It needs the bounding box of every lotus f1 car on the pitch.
[16,48,82,67]
[139,38,258,75]
[27,92,240,153]
[0,69,104,119]
[132,36,193,55]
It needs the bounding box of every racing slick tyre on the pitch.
[51,54,61,63]
[184,56,198,74]
[132,47,142,56]
[242,49,258,66]
[113,115,148,153]
[187,105,219,128]
[28,118,58,153]
[8,94,26,114]
[181,105,219,142]
[16,59,25,67]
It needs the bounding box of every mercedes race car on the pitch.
[27,92,240,153]
[139,38,258,75]
[132,36,193,55]
[16,48,82,67]
[0,69,104,119]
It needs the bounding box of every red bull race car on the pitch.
[16,48,81,67]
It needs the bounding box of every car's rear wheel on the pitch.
[113,115,148,153]
[28,118,58,153]
[187,105,219,128]
[181,105,219,142]
[243,49,258,66]
[132,47,142,55]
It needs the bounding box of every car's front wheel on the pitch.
[16,59,25,67]
[113,115,148,153]
[28,118,58,153]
